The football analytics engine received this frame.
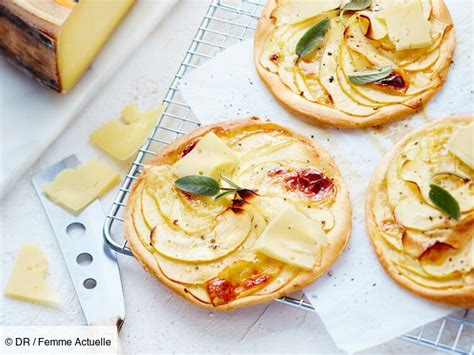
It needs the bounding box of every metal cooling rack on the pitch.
[103,1,473,353]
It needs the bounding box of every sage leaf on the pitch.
[429,184,461,221]
[348,66,393,85]
[214,190,237,201]
[295,18,330,58]
[175,175,220,196]
[340,0,373,24]
[220,175,241,189]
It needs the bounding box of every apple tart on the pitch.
[125,119,351,309]
[254,0,455,128]
[366,116,474,307]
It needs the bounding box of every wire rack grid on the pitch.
[103,1,473,353]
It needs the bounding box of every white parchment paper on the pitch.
[179,1,473,352]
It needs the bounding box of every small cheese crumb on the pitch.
[43,159,120,214]
[4,245,57,305]
[90,105,163,161]
[121,104,142,124]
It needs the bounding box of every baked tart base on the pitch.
[254,0,455,128]
[125,119,351,310]
[366,116,474,307]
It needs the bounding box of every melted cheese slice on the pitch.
[90,105,163,161]
[274,0,341,25]
[4,245,57,305]
[254,206,328,270]
[172,132,238,179]
[381,0,432,51]
[43,160,120,214]
[448,123,474,169]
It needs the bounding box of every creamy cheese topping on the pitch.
[259,0,452,117]
[131,128,339,306]
[373,120,474,289]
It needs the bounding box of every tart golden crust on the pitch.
[124,118,352,310]
[254,0,455,128]
[366,116,474,307]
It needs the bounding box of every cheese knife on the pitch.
[32,155,125,328]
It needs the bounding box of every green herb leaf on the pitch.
[214,190,237,201]
[175,175,220,196]
[220,175,241,189]
[348,66,393,85]
[295,18,331,58]
[429,184,461,221]
[340,0,373,24]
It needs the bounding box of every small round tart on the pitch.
[254,0,455,128]
[366,116,474,307]
[125,119,351,310]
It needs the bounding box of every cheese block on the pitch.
[43,159,120,214]
[4,245,57,305]
[381,0,432,51]
[90,105,163,161]
[0,0,135,93]
[448,123,474,169]
[254,206,328,270]
[172,132,239,179]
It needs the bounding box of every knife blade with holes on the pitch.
[32,155,125,328]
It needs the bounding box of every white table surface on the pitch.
[0,1,446,353]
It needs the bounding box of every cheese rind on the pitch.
[4,245,57,305]
[172,132,239,179]
[0,0,135,93]
[90,105,163,161]
[448,123,474,169]
[381,0,432,51]
[254,206,328,270]
[43,159,120,214]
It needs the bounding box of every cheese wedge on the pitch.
[172,132,239,179]
[0,0,135,93]
[254,206,328,270]
[90,105,163,161]
[448,123,474,169]
[43,159,120,214]
[381,0,432,51]
[4,245,57,305]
